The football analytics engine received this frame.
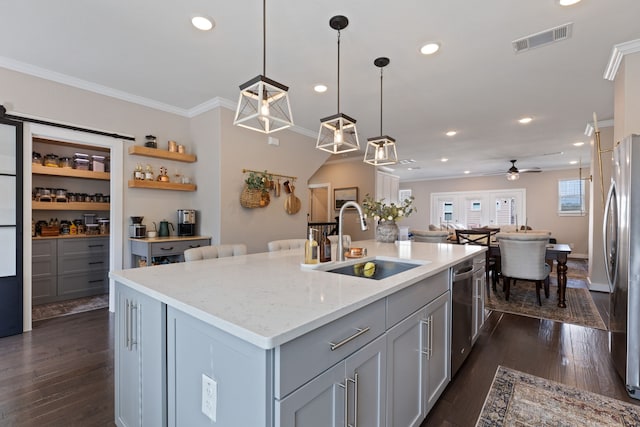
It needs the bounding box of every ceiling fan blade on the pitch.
[520,168,542,173]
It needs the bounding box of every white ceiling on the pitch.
[1,0,639,181]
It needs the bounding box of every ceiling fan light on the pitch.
[507,172,520,181]
[316,113,359,154]
[234,75,293,134]
[364,136,398,166]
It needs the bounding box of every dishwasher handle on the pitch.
[453,265,474,281]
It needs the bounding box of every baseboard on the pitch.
[588,277,610,293]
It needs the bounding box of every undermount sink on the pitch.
[318,257,428,280]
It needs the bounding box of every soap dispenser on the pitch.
[304,228,319,264]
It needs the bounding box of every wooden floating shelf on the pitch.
[32,164,110,180]
[33,201,110,211]
[128,180,196,192]
[128,145,197,163]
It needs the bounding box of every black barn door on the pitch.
[0,115,23,337]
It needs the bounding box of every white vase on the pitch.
[376,221,399,243]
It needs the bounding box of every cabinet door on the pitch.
[115,283,166,427]
[345,334,386,427]
[424,292,450,414]
[386,309,425,427]
[276,362,345,427]
[472,265,486,344]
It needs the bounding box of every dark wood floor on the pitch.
[0,285,637,426]
[0,309,114,426]
[423,288,640,426]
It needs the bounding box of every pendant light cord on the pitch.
[337,30,341,113]
[262,0,266,75]
[379,67,383,135]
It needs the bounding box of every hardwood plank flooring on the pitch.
[422,291,639,426]
[0,284,635,426]
[0,309,114,426]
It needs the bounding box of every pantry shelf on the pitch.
[32,164,110,180]
[128,146,197,163]
[127,180,197,192]
[32,201,110,211]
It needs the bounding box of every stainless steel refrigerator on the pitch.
[604,134,640,400]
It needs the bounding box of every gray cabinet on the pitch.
[115,283,166,427]
[277,334,386,427]
[386,291,450,427]
[130,237,211,267]
[32,237,109,305]
[472,255,486,344]
[32,239,57,304]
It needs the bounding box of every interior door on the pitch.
[0,116,23,337]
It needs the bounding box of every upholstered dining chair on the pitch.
[495,232,551,306]
[267,239,307,252]
[410,230,450,243]
[184,244,247,262]
[455,229,496,291]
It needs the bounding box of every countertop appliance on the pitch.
[178,209,196,236]
[129,216,146,239]
[451,259,475,377]
[604,134,640,400]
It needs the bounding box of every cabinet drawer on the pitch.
[58,237,109,256]
[58,253,108,275]
[386,270,449,328]
[58,270,108,297]
[150,239,209,257]
[274,298,386,399]
[32,276,57,304]
[33,239,57,257]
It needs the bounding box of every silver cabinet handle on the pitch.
[340,379,349,427]
[329,327,370,351]
[351,372,359,427]
[124,299,130,350]
[188,244,201,248]
[429,315,434,358]
[420,318,431,359]
[129,302,138,350]
[160,246,174,251]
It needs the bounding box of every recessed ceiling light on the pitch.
[464,170,470,174]
[441,158,448,162]
[569,160,578,165]
[420,42,440,55]
[558,0,581,6]
[192,16,214,31]
[446,130,457,137]
[573,141,584,146]
[518,117,533,124]
[314,84,328,93]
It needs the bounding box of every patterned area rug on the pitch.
[32,294,109,322]
[486,259,607,330]
[476,366,640,426]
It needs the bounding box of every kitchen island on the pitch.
[110,240,484,427]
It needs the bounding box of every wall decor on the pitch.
[334,187,358,210]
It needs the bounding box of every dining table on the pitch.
[489,243,572,308]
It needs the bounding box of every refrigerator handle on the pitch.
[602,181,616,292]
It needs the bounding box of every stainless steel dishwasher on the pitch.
[451,259,476,377]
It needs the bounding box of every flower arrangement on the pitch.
[362,194,415,222]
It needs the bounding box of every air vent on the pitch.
[512,22,573,53]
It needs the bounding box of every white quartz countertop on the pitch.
[110,240,484,350]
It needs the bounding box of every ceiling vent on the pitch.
[512,22,573,53]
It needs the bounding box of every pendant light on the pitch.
[233,0,293,134]
[316,15,360,154]
[364,57,398,166]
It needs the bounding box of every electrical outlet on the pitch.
[201,373,217,422]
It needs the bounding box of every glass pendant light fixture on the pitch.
[233,0,293,134]
[506,160,520,181]
[364,57,398,166]
[316,15,360,154]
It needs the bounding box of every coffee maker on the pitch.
[177,209,196,236]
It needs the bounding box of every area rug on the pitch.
[476,366,640,426]
[32,294,109,322]
[486,259,607,330]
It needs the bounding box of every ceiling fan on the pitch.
[505,159,541,181]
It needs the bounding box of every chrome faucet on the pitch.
[337,201,368,262]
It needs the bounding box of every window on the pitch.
[558,179,586,215]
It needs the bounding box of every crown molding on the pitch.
[603,38,640,81]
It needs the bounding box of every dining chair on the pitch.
[267,239,307,252]
[410,230,450,243]
[455,229,497,291]
[495,232,551,305]
[184,244,247,262]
